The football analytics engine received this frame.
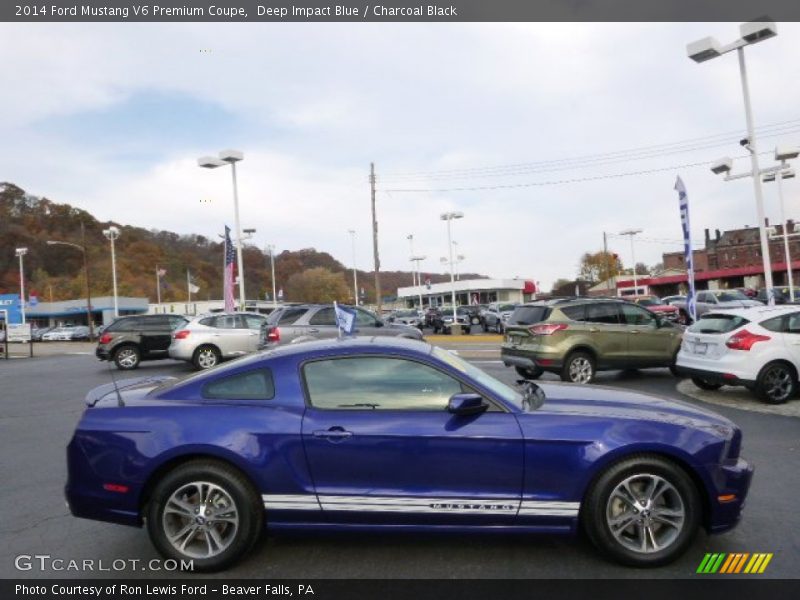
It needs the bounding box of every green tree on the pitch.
[285,267,351,303]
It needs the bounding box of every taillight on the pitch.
[173,330,190,340]
[726,329,770,351]
[267,327,280,342]
[529,323,568,335]
[98,333,112,344]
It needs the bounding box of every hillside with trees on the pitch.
[0,182,486,304]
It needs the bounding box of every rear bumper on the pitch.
[95,346,110,361]
[501,346,563,370]
[676,366,756,388]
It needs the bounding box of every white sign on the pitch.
[7,323,31,343]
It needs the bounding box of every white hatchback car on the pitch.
[676,305,800,404]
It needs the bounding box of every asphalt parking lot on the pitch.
[1,337,798,579]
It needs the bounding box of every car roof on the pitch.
[703,305,800,319]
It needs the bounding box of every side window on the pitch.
[169,316,188,330]
[304,357,463,411]
[202,369,275,400]
[146,315,171,330]
[355,308,378,327]
[760,316,786,333]
[620,304,656,326]
[274,308,307,325]
[309,307,336,326]
[560,305,586,321]
[199,317,215,327]
[585,303,620,325]
[244,315,265,330]
[787,313,800,334]
[213,316,240,329]
[108,318,139,332]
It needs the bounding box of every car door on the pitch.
[776,311,800,366]
[211,315,255,357]
[352,307,385,336]
[242,314,267,350]
[300,355,524,525]
[618,303,675,366]
[305,307,340,340]
[582,302,630,367]
[141,316,173,356]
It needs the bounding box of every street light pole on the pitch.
[410,255,426,309]
[619,229,642,296]
[440,212,464,323]
[266,244,278,307]
[348,230,358,306]
[688,21,779,303]
[46,236,93,339]
[15,248,27,324]
[407,234,417,292]
[763,147,799,301]
[103,226,120,317]
[199,149,247,311]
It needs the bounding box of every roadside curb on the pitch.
[676,379,800,418]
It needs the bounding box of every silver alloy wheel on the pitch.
[116,348,138,368]
[569,357,593,383]
[605,473,685,555]
[197,348,218,369]
[162,481,239,560]
[763,365,793,402]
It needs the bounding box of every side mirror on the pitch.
[447,393,488,416]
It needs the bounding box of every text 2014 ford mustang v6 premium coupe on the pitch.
[65,338,752,571]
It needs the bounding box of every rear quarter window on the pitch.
[509,306,551,325]
[689,313,749,334]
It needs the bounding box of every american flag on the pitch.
[224,225,237,312]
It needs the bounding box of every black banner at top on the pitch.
[3,0,800,22]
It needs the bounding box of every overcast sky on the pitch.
[2,22,800,290]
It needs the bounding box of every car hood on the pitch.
[528,382,734,430]
[85,376,178,408]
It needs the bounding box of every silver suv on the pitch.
[168,312,269,370]
[266,304,424,345]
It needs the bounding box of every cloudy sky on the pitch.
[2,22,800,290]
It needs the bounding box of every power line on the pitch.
[379,117,800,182]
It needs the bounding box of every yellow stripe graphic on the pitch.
[757,554,773,574]
[752,554,768,573]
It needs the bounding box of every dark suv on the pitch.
[96,314,189,370]
[501,298,683,383]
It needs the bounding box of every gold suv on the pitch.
[501,299,683,383]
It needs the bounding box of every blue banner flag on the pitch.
[333,301,357,336]
[675,176,697,322]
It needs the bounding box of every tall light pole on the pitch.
[266,244,278,306]
[199,149,247,311]
[347,230,358,306]
[619,229,642,296]
[688,20,779,302]
[440,211,464,323]
[102,226,120,317]
[411,255,426,309]
[763,146,799,301]
[47,236,93,339]
[15,247,27,324]
[407,234,417,290]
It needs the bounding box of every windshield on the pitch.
[499,304,517,312]
[432,347,522,409]
[713,290,749,302]
[395,310,417,317]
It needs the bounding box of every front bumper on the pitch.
[707,457,754,534]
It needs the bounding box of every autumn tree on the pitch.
[285,267,351,303]
[578,251,623,284]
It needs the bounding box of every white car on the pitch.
[168,312,269,370]
[676,305,800,404]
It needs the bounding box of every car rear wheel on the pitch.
[482,322,488,332]
[114,346,140,370]
[582,455,700,567]
[515,366,543,380]
[561,351,596,384]
[691,377,722,391]
[755,361,796,404]
[496,322,504,334]
[193,345,221,370]
[146,460,263,572]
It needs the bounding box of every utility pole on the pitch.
[80,222,94,339]
[603,231,612,292]
[370,163,381,312]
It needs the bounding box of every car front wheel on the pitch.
[582,455,700,567]
[515,366,543,380]
[755,361,796,404]
[146,460,263,572]
[561,351,596,384]
[193,345,221,370]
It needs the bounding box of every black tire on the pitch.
[755,361,797,404]
[561,351,596,384]
[482,322,488,333]
[582,454,701,567]
[669,350,680,377]
[515,366,543,380]
[464,327,471,335]
[193,345,221,370]
[691,377,722,391]
[496,322,504,334]
[113,345,140,370]
[146,460,263,572]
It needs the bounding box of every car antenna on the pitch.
[106,357,125,408]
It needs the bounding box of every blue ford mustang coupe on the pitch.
[66,338,753,571]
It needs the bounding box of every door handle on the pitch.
[312,427,353,441]
[308,328,319,334]
[589,328,599,333]
[630,330,640,334]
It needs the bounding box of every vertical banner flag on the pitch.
[675,176,697,322]
[333,301,357,338]
[223,226,237,312]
